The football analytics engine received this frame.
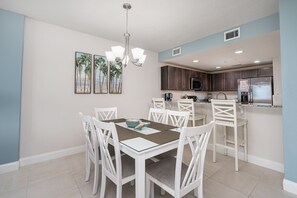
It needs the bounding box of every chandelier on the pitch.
[105,3,146,67]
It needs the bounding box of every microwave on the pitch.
[190,77,203,91]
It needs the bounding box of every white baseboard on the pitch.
[20,145,85,167]
[0,161,19,174]
[207,144,284,173]
[283,179,297,195]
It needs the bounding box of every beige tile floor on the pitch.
[0,150,296,198]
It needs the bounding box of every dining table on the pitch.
[109,118,182,198]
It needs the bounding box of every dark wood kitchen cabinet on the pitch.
[201,73,211,91]
[240,69,258,78]
[212,73,225,91]
[257,67,273,77]
[182,69,190,90]
[161,66,210,91]
[161,66,182,90]
[224,71,241,91]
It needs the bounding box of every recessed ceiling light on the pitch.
[254,60,261,64]
[216,66,221,69]
[235,50,243,54]
[192,59,199,63]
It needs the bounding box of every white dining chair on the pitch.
[148,108,167,124]
[178,99,206,126]
[165,110,190,128]
[152,98,165,109]
[94,107,118,120]
[92,118,135,198]
[146,121,214,198]
[79,112,100,195]
[155,110,190,162]
[211,99,248,171]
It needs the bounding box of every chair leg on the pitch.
[192,119,195,127]
[150,181,155,198]
[116,184,122,198]
[92,163,99,195]
[224,126,228,156]
[244,124,248,161]
[161,188,165,196]
[234,127,239,171]
[213,125,216,163]
[100,175,106,198]
[146,176,152,198]
[85,153,91,182]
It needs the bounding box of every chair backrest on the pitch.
[79,112,99,160]
[148,108,167,124]
[94,107,117,121]
[174,121,214,197]
[92,117,122,183]
[165,110,190,128]
[211,99,237,127]
[152,98,165,109]
[178,99,195,120]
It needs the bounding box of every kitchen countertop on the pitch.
[166,101,282,108]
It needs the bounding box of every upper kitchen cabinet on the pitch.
[182,69,191,90]
[212,73,225,91]
[161,66,210,91]
[257,66,273,77]
[161,66,182,90]
[224,71,241,91]
[201,73,212,91]
[240,69,258,78]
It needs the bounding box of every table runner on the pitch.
[105,118,180,145]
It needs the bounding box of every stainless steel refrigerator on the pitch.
[238,77,273,104]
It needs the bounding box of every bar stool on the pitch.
[152,98,165,109]
[178,99,206,126]
[211,99,248,171]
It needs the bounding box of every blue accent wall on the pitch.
[279,0,297,183]
[0,9,24,164]
[159,13,279,61]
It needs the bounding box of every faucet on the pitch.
[216,92,227,100]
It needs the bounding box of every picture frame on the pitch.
[109,62,122,94]
[93,55,108,94]
[74,52,92,94]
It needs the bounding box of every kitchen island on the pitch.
[165,101,284,172]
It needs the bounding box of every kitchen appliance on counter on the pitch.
[238,77,273,104]
[164,93,173,101]
[187,95,198,102]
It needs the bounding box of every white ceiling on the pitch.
[0,0,279,53]
[163,31,280,71]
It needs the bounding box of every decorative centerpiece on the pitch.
[126,119,150,130]
[126,119,139,128]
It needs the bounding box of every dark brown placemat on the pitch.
[108,118,180,145]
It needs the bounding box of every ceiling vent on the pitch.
[172,47,181,56]
[224,27,240,42]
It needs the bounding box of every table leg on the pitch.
[135,155,146,198]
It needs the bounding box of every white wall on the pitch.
[20,18,161,158]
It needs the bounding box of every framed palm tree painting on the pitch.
[93,55,108,94]
[75,52,92,94]
[109,62,122,94]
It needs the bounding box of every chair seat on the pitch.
[146,157,194,190]
[192,114,206,121]
[112,154,135,179]
[155,149,177,160]
[215,118,247,127]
